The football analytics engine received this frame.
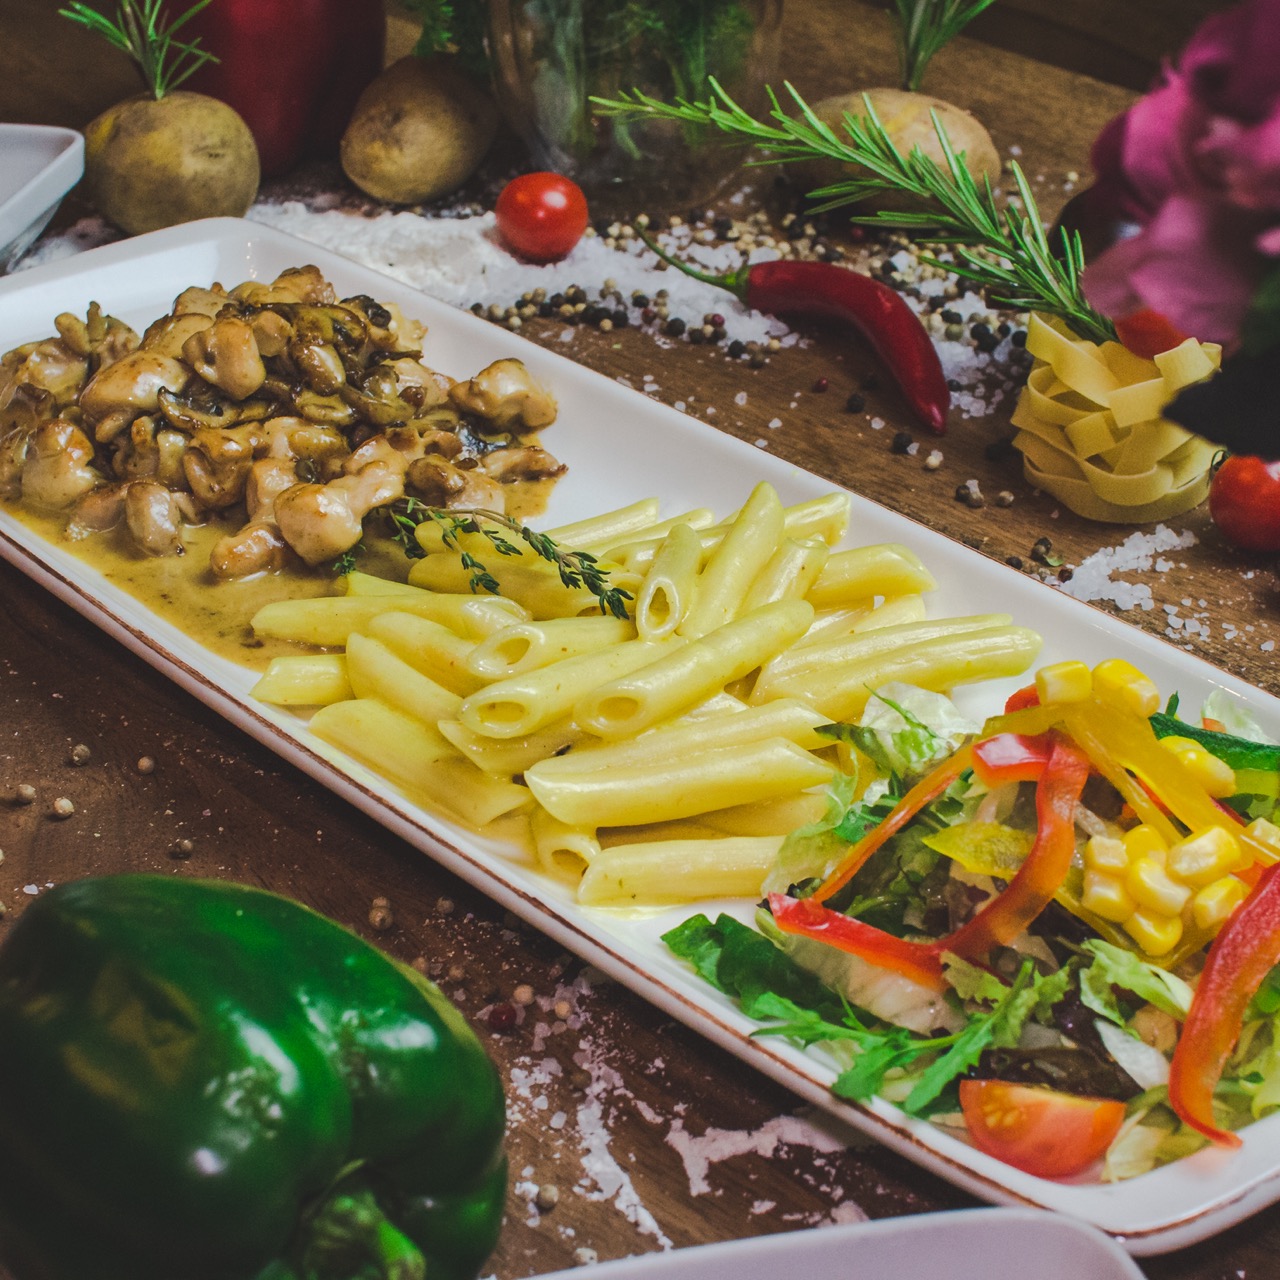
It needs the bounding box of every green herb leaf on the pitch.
[890,0,1001,92]
[1080,940,1194,1024]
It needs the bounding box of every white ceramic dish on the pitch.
[0,124,84,273]
[533,1208,1147,1280]
[1,218,1277,1256]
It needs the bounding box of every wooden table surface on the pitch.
[2,2,1277,1277]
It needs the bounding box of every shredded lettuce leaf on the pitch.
[1079,940,1194,1023]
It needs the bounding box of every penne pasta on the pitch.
[524,737,833,827]
[678,481,786,639]
[251,592,526,647]
[341,571,429,598]
[345,633,462,726]
[465,615,634,679]
[363,611,487,696]
[634,521,703,641]
[437,717,589,777]
[540,498,662,548]
[584,507,717,559]
[577,835,783,905]
[697,792,830,837]
[576,599,814,739]
[742,537,831,611]
[805,543,938,610]
[251,654,352,706]
[459,637,677,738]
[530,808,601,881]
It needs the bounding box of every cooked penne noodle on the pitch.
[524,737,833,827]
[408,554,640,621]
[634,522,703,641]
[437,717,588,777]
[540,498,662,548]
[309,697,454,782]
[465,615,635,679]
[341,571,429,598]
[535,698,829,775]
[576,599,814,739]
[345,633,462,725]
[805,543,938,610]
[698,792,830,837]
[251,592,526,647]
[251,654,352,706]
[753,612,1014,700]
[678,481,786,639]
[584,508,717,558]
[771,625,1043,721]
[530,808,601,881]
[577,835,783,905]
[459,637,677,738]
[742,537,831,611]
[363,612,487,696]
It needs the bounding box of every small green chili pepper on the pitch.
[0,875,506,1280]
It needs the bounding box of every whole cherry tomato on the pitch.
[494,173,589,263]
[1209,455,1280,553]
[958,1080,1126,1179]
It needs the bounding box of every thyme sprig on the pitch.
[60,0,217,100]
[346,498,633,620]
[592,80,1114,344]
[891,0,1000,92]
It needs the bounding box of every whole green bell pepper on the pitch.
[0,874,507,1280]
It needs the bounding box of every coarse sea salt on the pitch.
[1057,526,1197,610]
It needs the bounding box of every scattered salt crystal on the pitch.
[1058,526,1197,610]
[734,391,749,406]
[674,401,687,412]
[1263,641,1276,652]
[869,417,885,430]
[754,438,770,448]
[768,417,782,429]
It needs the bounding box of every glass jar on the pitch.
[487,0,783,215]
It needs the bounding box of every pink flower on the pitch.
[1082,0,1280,347]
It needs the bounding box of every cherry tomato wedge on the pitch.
[958,1080,1126,1179]
[494,172,589,263]
[1209,455,1280,553]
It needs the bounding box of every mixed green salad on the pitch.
[665,660,1280,1181]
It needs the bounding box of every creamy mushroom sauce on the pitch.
[4,477,556,669]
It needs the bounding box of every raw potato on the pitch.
[793,88,1000,211]
[341,56,499,205]
[83,91,260,235]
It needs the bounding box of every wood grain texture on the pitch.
[3,3,1280,1278]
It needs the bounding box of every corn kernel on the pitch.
[1245,816,1280,854]
[1127,856,1192,916]
[1192,877,1250,930]
[1084,835,1130,874]
[1125,909,1184,956]
[1167,826,1243,887]
[1092,658,1160,717]
[1082,870,1137,922]
[1123,824,1168,865]
[1159,737,1237,798]
[1035,661,1093,705]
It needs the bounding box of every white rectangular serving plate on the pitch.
[1,218,1276,1256]
[534,1208,1146,1280]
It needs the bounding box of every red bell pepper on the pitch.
[1003,683,1041,714]
[775,734,1091,988]
[177,0,387,177]
[971,732,1055,786]
[1168,861,1280,1146]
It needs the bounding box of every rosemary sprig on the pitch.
[353,498,634,620]
[60,0,217,100]
[891,0,1000,92]
[593,80,1115,344]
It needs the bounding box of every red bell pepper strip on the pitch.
[637,232,950,434]
[971,733,1055,786]
[775,734,1091,986]
[812,745,974,904]
[1003,683,1041,713]
[1168,861,1280,1146]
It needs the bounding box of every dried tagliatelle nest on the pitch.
[0,265,565,577]
[1010,314,1221,523]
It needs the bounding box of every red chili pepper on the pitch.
[971,732,1055,786]
[638,233,950,434]
[1113,308,1189,360]
[178,0,387,177]
[1168,861,1280,1146]
[779,734,1091,984]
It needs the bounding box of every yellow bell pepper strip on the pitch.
[1168,861,1280,1146]
[774,734,1091,986]
[811,745,974,904]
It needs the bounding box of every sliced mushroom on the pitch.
[21,419,100,509]
[124,480,198,557]
[171,284,231,318]
[67,483,127,538]
[141,312,214,360]
[230,266,335,307]
[1,338,89,407]
[0,426,32,496]
[406,454,507,513]
[209,457,299,579]
[448,358,557,431]
[479,445,567,484]
[183,317,267,401]
[182,423,266,511]
[387,356,453,409]
[275,460,404,565]
[156,387,240,434]
[113,415,188,488]
[249,310,293,359]
[79,351,189,442]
